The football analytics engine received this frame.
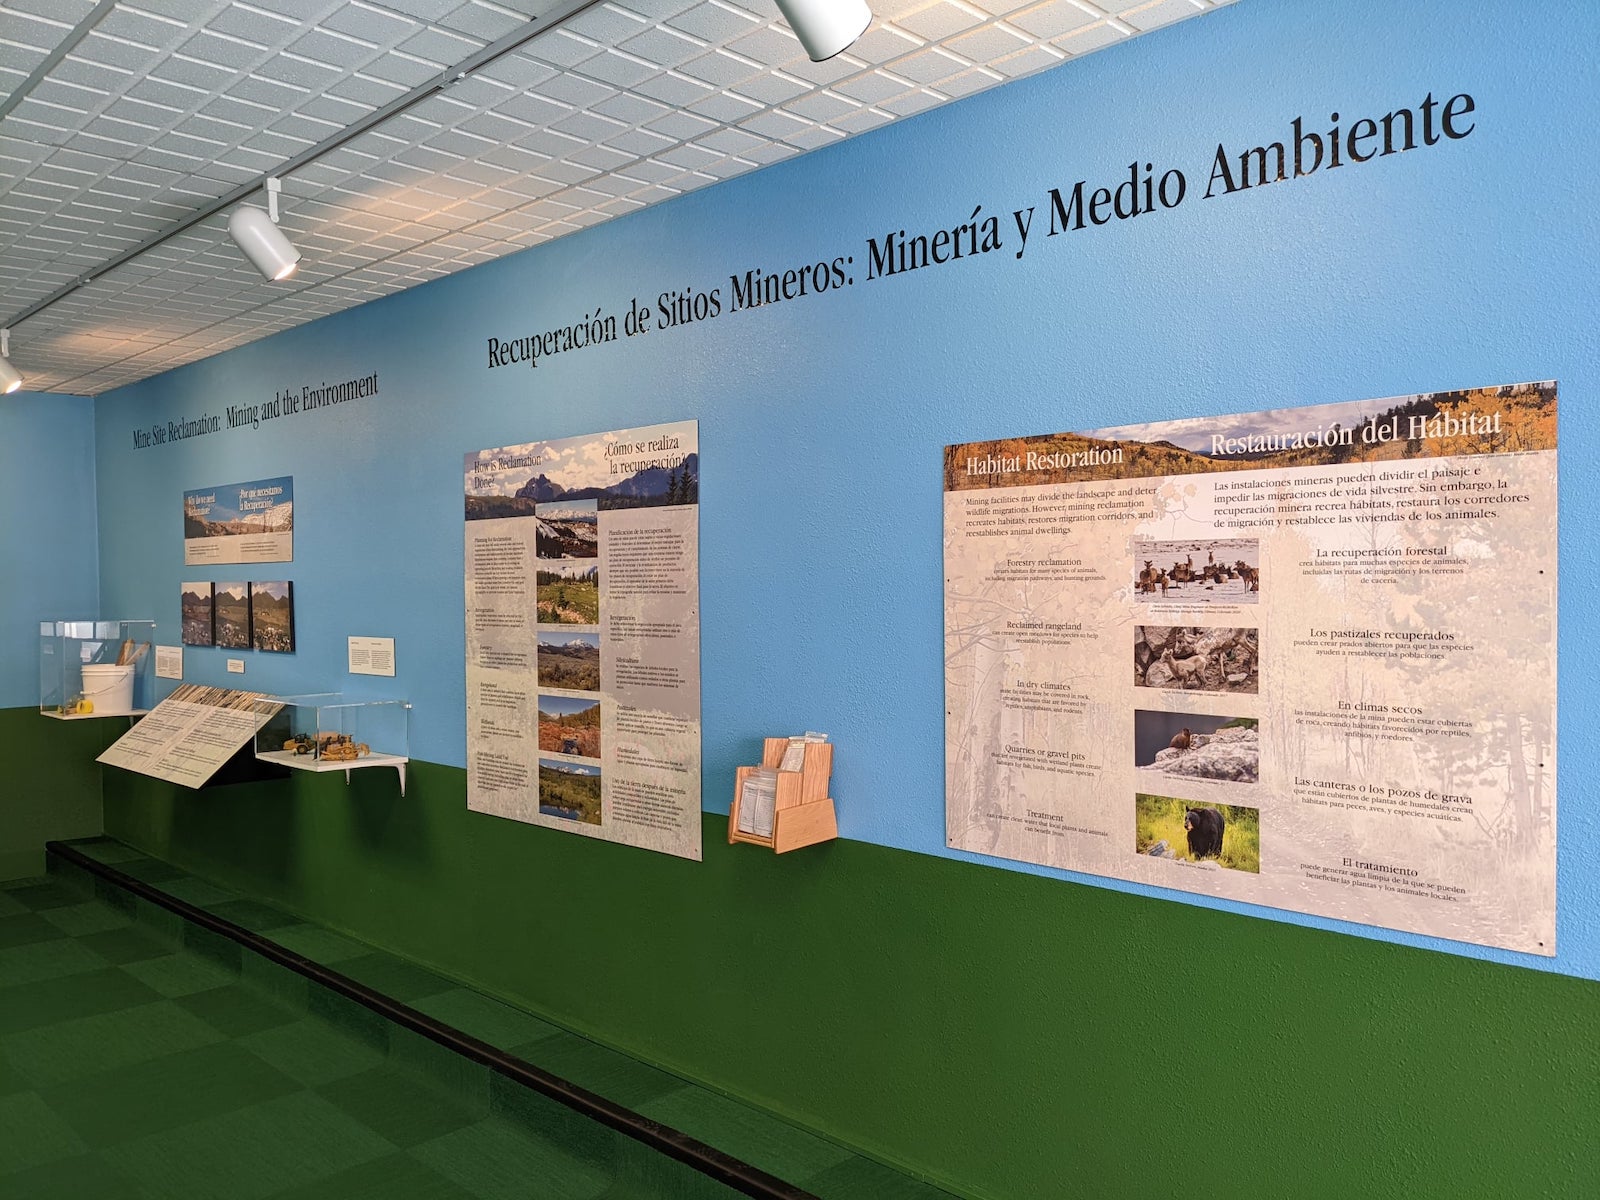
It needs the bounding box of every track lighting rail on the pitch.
[0,0,606,336]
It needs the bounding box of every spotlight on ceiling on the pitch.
[776,0,872,62]
[0,330,21,395]
[228,178,301,281]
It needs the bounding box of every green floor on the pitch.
[2,841,951,1200]
[0,856,739,1198]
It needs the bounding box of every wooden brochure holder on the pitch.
[729,738,838,853]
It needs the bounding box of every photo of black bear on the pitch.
[1184,807,1226,859]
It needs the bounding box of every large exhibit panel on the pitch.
[464,423,703,858]
[87,0,1600,982]
[945,384,1558,954]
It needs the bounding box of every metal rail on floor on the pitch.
[46,840,821,1200]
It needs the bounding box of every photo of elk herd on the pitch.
[1132,538,1259,604]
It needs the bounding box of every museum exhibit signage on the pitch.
[464,420,702,860]
[98,684,281,788]
[183,476,294,565]
[944,382,1557,954]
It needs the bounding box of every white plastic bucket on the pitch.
[80,663,135,714]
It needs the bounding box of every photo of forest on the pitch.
[539,758,601,824]
[537,562,599,625]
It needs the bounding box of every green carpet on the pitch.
[0,857,760,1198]
[5,839,952,1199]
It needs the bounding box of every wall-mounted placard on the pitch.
[183,476,293,564]
[464,421,701,860]
[154,645,182,680]
[348,636,395,676]
[944,382,1557,954]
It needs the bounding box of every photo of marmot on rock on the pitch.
[1134,710,1259,784]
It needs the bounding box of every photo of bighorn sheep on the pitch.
[1134,626,1259,694]
[1132,538,1259,604]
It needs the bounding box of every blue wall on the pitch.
[0,391,100,709]
[91,0,1600,976]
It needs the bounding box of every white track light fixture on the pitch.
[776,0,871,62]
[228,178,301,281]
[0,330,21,394]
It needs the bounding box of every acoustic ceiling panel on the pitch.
[0,0,1235,394]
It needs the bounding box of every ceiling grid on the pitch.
[0,0,1233,394]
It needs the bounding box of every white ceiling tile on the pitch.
[174,30,271,71]
[727,25,802,66]
[685,89,761,123]
[643,108,717,140]
[677,49,765,89]
[730,70,810,107]
[323,3,421,42]
[1121,0,1205,33]
[827,106,894,135]
[0,0,1228,393]
[618,25,705,64]
[989,42,1064,77]
[575,47,659,87]
[665,2,761,44]
[878,87,945,116]
[893,2,987,40]
[397,26,485,64]
[590,90,670,124]
[524,28,604,68]
[631,69,714,107]
[532,71,616,108]
[946,24,1034,61]
[145,53,235,89]
[1007,0,1093,30]
[888,46,972,84]
[833,68,914,103]
[1052,19,1125,54]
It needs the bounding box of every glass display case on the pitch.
[253,694,411,793]
[40,620,157,719]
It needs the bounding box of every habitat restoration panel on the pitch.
[944,383,1557,954]
[464,421,702,861]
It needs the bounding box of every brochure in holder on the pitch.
[729,735,837,854]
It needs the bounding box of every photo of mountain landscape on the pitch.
[249,581,295,653]
[538,758,601,825]
[535,499,598,558]
[215,583,250,649]
[538,631,600,691]
[180,582,214,647]
[465,424,698,521]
